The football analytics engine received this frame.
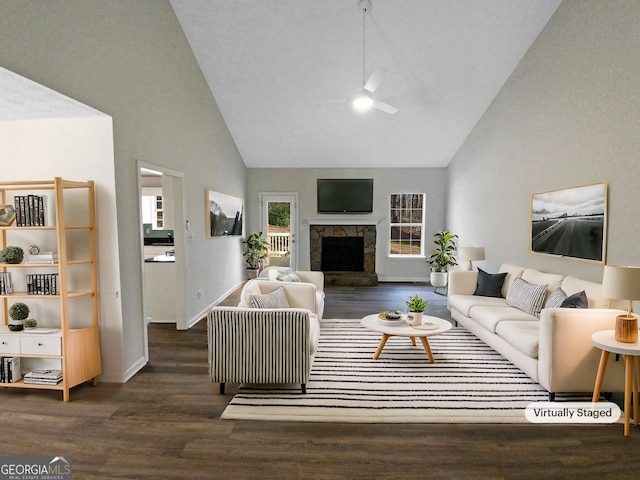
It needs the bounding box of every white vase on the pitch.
[407,311,423,326]
[430,271,448,288]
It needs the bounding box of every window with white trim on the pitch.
[389,193,425,256]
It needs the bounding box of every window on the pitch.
[389,193,425,256]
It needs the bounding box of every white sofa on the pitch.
[208,275,324,394]
[448,264,626,400]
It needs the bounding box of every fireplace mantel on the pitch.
[304,216,384,225]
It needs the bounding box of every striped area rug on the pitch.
[221,320,557,423]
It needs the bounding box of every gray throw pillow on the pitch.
[560,290,588,308]
[250,286,290,309]
[506,278,548,317]
[545,288,568,308]
[474,268,507,298]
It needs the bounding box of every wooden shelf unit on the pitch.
[0,178,101,401]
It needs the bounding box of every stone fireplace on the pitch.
[310,224,378,286]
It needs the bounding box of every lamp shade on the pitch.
[601,265,640,300]
[458,246,485,263]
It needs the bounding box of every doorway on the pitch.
[138,163,187,360]
[260,193,298,270]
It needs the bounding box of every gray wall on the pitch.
[246,168,448,281]
[447,0,640,282]
[0,0,246,379]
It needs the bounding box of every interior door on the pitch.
[260,193,298,270]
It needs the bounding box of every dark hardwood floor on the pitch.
[1,282,639,479]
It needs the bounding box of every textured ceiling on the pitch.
[170,0,561,168]
[0,67,104,122]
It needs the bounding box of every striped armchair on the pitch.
[207,307,313,394]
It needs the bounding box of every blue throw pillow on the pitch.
[473,268,507,298]
[560,290,588,308]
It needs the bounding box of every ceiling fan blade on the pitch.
[364,67,388,93]
[373,99,398,114]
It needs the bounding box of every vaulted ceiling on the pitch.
[170,0,561,169]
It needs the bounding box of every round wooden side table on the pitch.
[591,330,640,436]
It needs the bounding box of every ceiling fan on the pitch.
[320,0,398,115]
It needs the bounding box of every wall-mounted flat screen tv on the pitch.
[317,178,374,214]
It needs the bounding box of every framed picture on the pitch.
[530,183,607,263]
[205,189,243,238]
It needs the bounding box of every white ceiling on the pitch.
[0,67,105,122]
[170,0,561,169]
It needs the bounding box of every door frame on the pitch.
[259,192,299,271]
[137,162,187,361]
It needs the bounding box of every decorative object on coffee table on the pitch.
[8,302,29,331]
[406,295,427,326]
[601,265,640,343]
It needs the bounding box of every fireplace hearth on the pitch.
[310,224,378,286]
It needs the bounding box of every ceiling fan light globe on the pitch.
[352,94,374,112]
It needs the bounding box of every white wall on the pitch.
[447,0,640,282]
[0,1,247,381]
[0,116,125,382]
[246,168,448,281]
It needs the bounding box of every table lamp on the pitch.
[458,246,485,271]
[601,265,640,343]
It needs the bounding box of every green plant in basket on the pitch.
[406,295,427,313]
[0,245,24,264]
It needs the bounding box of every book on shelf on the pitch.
[26,273,59,295]
[0,357,21,383]
[24,369,62,385]
[0,272,13,294]
[13,194,51,227]
[27,252,58,264]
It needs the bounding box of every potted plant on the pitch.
[242,231,269,278]
[406,294,427,326]
[0,246,24,264]
[24,318,38,330]
[8,302,29,331]
[426,230,458,289]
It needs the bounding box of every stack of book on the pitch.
[27,252,58,264]
[0,357,21,383]
[13,195,49,226]
[24,369,63,385]
[26,273,59,295]
[0,272,12,294]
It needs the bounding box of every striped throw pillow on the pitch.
[250,286,290,309]
[506,278,548,317]
[545,288,568,308]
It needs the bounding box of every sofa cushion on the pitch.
[239,280,262,307]
[545,288,568,308]
[498,264,526,297]
[495,320,540,358]
[474,268,507,297]
[521,269,564,303]
[250,286,290,308]
[448,294,508,317]
[471,305,538,333]
[560,290,588,308]
[561,276,612,309]
[505,278,548,317]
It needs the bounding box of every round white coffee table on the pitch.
[361,314,452,363]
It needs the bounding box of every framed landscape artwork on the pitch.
[205,189,243,238]
[530,183,607,263]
